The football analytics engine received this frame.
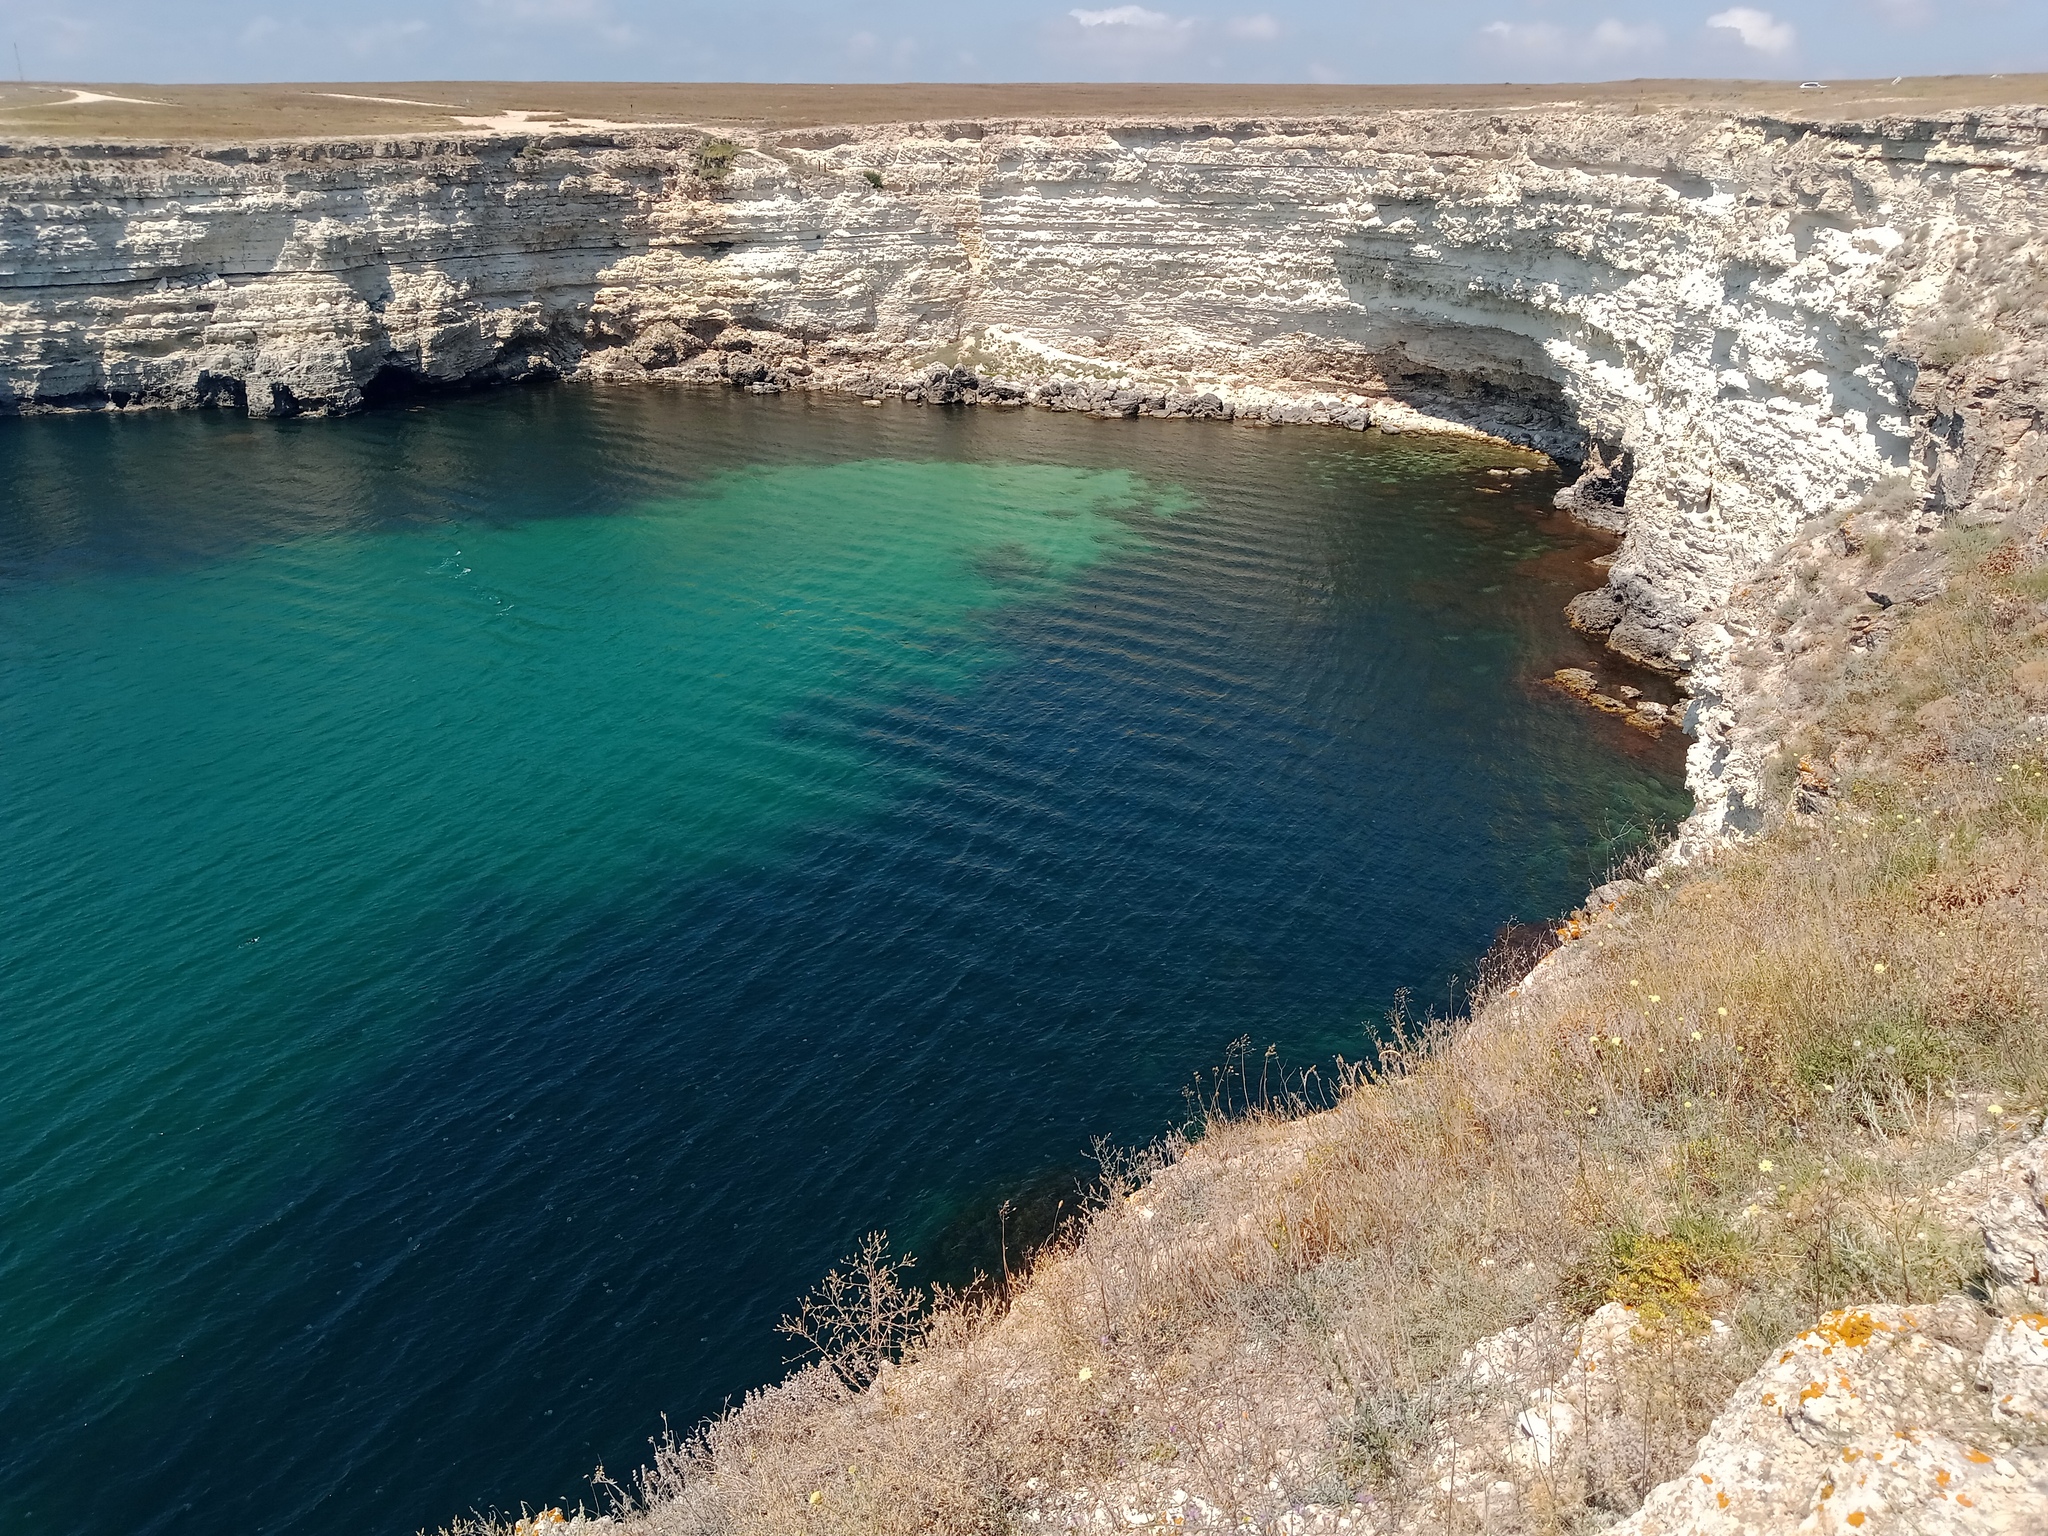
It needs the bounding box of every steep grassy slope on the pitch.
[502,342,2048,1536]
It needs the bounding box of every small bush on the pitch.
[1843,475,1918,525]
[1568,1222,1745,1331]
[861,169,884,190]
[695,137,739,182]
[1915,320,2001,366]
[1332,1385,1451,1489]
[1793,1006,1955,1109]
[1939,523,2003,570]
[775,1232,924,1391]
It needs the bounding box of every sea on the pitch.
[0,385,1687,1534]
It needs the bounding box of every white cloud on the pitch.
[1587,18,1664,55]
[20,14,97,63]
[1226,13,1280,41]
[475,0,598,18]
[1069,5,1174,26]
[843,28,916,65]
[1061,3,1196,55]
[1706,6,1796,56]
[1480,20,1568,55]
[469,0,635,45]
[346,17,430,57]
[1478,16,1664,65]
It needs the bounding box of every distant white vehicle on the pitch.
[1800,81,1826,91]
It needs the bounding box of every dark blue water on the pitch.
[0,386,1685,1534]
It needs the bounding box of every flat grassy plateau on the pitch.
[0,76,2044,143]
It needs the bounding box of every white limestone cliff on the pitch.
[5,106,2047,843]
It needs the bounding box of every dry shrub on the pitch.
[694,138,739,183]
[777,1232,925,1391]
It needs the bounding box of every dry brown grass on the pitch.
[3,75,2046,144]
[514,515,2048,1536]
[388,339,2046,1528]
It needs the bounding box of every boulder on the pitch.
[1565,586,1624,638]
[1981,1314,2048,1425]
[1587,878,1640,908]
[1980,1133,2048,1304]
[1553,442,1633,531]
[1616,1304,2048,1535]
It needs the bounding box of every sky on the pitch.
[0,0,2039,87]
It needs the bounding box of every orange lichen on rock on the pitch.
[1817,1311,1883,1349]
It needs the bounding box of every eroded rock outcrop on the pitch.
[1613,1135,2048,1535]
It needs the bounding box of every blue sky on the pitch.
[0,0,2037,85]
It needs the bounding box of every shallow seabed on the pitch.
[0,386,1685,1535]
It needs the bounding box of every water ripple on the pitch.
[0,388,1686,1536]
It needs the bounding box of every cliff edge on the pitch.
[5,100,2045,850]
[5,91,2048,1535]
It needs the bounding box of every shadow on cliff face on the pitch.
[358,359,565,410]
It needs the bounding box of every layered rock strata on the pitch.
[5,107,2047,840]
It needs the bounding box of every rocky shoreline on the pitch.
[8,92,2048,1536]
[7,103,2045,856]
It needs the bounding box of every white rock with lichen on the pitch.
[1980,1314,2048,1428]
[1616,1304,2048,1534]
[1980,1134,2048,1305]
[1619,1138,2048,1534]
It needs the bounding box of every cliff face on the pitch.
[5,107,2047,840]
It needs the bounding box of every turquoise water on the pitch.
[0,387,1686,1534]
